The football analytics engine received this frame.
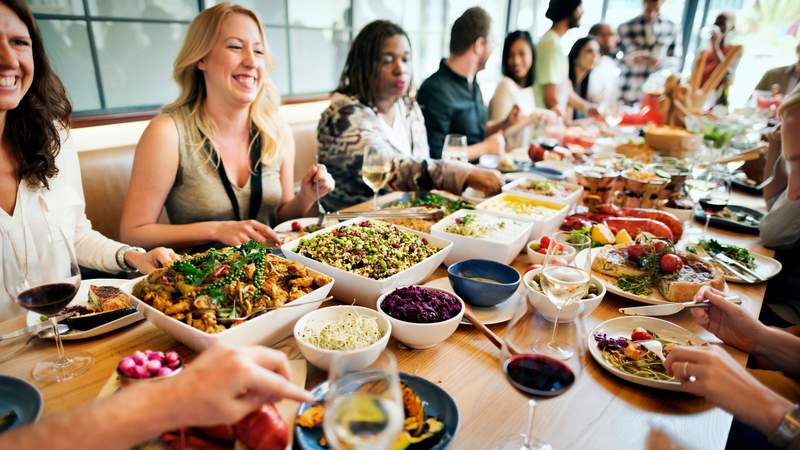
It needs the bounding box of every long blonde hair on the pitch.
[163,3,280,165]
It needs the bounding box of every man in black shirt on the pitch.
[417,7,518,159]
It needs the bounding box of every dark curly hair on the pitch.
[2,0,72,189]
[501,30,535,88]
[335,20,411,107]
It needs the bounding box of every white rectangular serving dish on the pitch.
[430,209,532,266]
[122,269,334,352]
[476,193,570,240]
[502,175,583,208]
[280,217,452,308]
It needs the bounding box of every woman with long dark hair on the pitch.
[567,36,600,120]
[489,30,557,149]
[317,20,502,211]
[0,0,175,320]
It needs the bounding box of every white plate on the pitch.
[26,278,144,340]
[422,277,520,325]
[588,316,706,392]
[281,218,452,308]
[679,243,782,284]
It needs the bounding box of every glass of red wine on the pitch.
[699,169,731,239]
[492,289,587,450]
[2,226,93,383]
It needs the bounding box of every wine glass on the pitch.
[2,226,93,383]
[323,351,403,450]
[492,294,587,450]
[598,104,622,128]
[362,146,392,210]
[697,168,731,239]
[442,134,468,162]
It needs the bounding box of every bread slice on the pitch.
[88,285,130,312]
[591,246,646,278]
[657,252,725,302]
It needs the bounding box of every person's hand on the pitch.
[212,220,281,246]
[299,164,335,201]
[482,132,505,156]
[586,104,601,119]
[124,247,179,273]
[163,344,313,428]
[664,345,792,435]
[690,286,765,353]
[465,168,503,195]
[503,105,522,130]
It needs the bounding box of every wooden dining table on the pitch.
[0,189,775,450]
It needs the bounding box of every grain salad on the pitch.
[294,220,439,280]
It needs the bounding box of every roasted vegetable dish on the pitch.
[133,241,331,333]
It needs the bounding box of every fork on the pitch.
[313,155,326,227]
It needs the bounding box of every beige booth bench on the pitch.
[77,115,322,242]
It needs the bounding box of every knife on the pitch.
[710,255,756,283]
[0,312,74,342]
[713,253,765,282]
[619,296,742,316]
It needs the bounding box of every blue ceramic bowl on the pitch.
[447,259,521,308]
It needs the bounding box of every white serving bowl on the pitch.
[376,286,465,349]
[430,209,532,266]
[476,193,570,240]
[525,238,576,266]
[281,218,453,308]
[502,175,583,208]
[122,269,335,352]
[522,269,606,322]
[293,305,391,371]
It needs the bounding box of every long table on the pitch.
[0,190,774,450]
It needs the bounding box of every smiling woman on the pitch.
[119,3,335,252]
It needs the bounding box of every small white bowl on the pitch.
[523,269,606,322]
[376,286,465,349]
[525,238,576,266]
[293,305,391,371]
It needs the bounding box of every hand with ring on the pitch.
[664,345,793,435]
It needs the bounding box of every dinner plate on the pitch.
[730,175,762,195]
[25,278,143,340]
[693,205,763,235]
[0,375,43,432]
[423,277,520,325]
[294,372,460,450]
[680,243,783,284]
[588,316,706,392]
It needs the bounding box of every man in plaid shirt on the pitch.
[618,0,679,104]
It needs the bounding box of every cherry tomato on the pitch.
[537,248,547,254]
[525,264,543,273]
[659,253,684,273]
[654,241,668,253]
[626,244,645,261]
[291,221,302,232]
[539,235,551,251]
[631,327,653,341]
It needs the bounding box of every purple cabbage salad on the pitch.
[382,287,462,323]
[594,333,629,350]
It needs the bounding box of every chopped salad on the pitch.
[595,327,691,382]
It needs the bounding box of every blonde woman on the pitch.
[120,3,334,250]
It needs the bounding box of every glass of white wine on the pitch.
[442,134,468,162]
[324,351,404,450]
[537,265,589,360]
[362,146,392,210]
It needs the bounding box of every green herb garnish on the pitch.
[698,239,755,269]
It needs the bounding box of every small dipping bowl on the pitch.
[447,259,521,308]
[116,351,183,386]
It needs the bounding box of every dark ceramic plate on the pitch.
[694,204,763,234]
[294,372,459,450]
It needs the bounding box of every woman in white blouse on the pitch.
[489,30,558,149]
[0,0,175,320]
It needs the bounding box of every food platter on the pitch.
[694,204,763,234]
[588,316,706,391]
[294,372,460,450]
[25,278,143,340]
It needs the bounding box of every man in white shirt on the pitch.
[587,23,621,108]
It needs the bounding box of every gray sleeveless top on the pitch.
[164,110,282,227]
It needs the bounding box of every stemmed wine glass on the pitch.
[442,134,468,162]
[2,226,93,383]
[492,289,587,450]
[687,167,731,239]
[323,351,403,450]
[362,146,392,210]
